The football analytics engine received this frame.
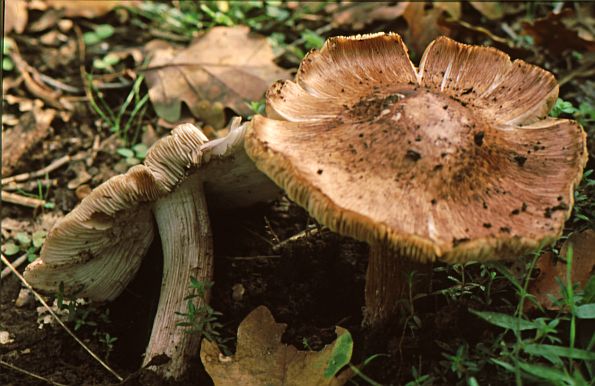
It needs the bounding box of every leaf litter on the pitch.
[144,25,290,128]
[201,305,353,386]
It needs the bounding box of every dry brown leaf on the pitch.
[4,0,28,34]
[45,0,138,18]
[29,8,64,32]
[469,1,504,20]
[528,230,595,311]
[201,305,353,386]
[2,105,56,176]
[330,2,410,30]
[434,1,461,20]
[144,26,291,129]
[403,2,452,56]
[522,9,595,55]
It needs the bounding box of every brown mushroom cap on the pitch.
[245,33,588,262]
[24,123,206,300]
[24,165,161,300]
[26,119,279,301]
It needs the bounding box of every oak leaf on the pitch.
[144,26,291,128]
[201,305,353,386]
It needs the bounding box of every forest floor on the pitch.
[1,2,594,385]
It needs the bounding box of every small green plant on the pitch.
[83,24,115,46]
[55,284,117,358]
[116,143,148,166]
[550,98,580,118]
[247,99,266,115]
[440,343,480,380]
[86,72,149,145]
[176,277,223,344]
[93,53,120,71]
[1,231,47,262]
[405,365,434,386]
[434,261,501,305]
[466,247,595,385]
[572,169,594,226]
[3,38,14,71]
[95,331,118,358]
[301,29,325,50]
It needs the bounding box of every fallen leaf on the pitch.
[403,2,453,57]
[2,105,56,176]
[66,161,92,190]
[201,305,353,386]
[4,0,28,34]
[45,0,138,18]
[469,1,504,20]
[522,9,595,55]
[10,46,70,110]
[528,230,595,311]
[440,18,532,59]
[330,2,410,30]
[28,8,64,32]
[144,26,291,128]
[434,1,461,20]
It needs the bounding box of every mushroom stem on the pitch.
[143,174,213,379]
[363,244,431,327]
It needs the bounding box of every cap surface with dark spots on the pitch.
[245,33,588,262]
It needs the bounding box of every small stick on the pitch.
[0,254,124,382]
[87,135,101,167]
[2,155,72,184]
[2,179,58,192]
[38,73,83,94]
[0,359,68,386]
[1,253,28,279]
[272,226,325,252]
[1,191,46,209]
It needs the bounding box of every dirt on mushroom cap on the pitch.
[245,33,588,263]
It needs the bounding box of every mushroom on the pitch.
[24,118,279,378]
[244,33,588,327]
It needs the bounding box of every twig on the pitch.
[1,253,28,279]
[1,191,46,208]
[272,226,325,252]
[2,155,72,184]
[2,178,58,192]
[0,254,124,382]
[0,359,68,386]
[87,135,101,167]
[38,73,83,94]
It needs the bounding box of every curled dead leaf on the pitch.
[2,105,56,176]
[330,2,410,30]
[403,2,453,56]
[201,305,353,386]
[4,0,28,34]
[144,26,290,129]
[522,8,595,55]
[528,229,595,311]
[469,1,504,20]
[45,0,138,18]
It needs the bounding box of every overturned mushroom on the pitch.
[245,33,588,327]
[25,119,278,378]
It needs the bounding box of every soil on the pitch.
[2,2,593,386]
[0,196,517,385]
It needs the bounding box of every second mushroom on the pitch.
[25,119,278,378]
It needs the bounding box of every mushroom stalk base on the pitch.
[144,175,213,379]
[363,244,431,328]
